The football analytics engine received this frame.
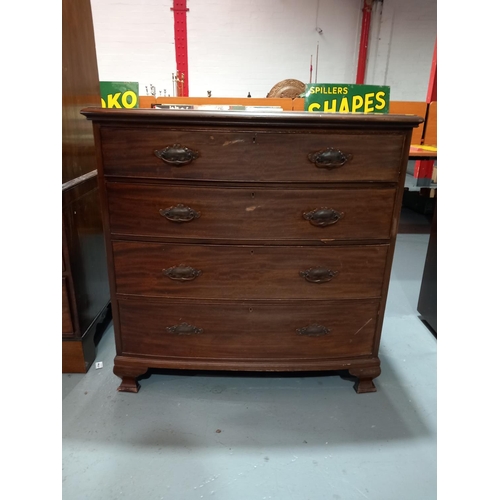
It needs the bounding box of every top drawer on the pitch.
[99,127,405,183]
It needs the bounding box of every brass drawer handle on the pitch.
[303,207,344,227]
[308,147,352,169]
[300,267,338,283]
[166,322,203,335]
[160,204,200,223]
[162,265,202,281]
[154,144,199,166]
[296,324,331,337]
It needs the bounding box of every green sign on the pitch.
[100,81,139,108]
[304,83,390,114]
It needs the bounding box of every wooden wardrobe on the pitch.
[62,0,111,372]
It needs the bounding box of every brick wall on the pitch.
[366,0,436,101]
[90,0,436,100]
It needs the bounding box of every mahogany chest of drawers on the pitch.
[81,108,422,393]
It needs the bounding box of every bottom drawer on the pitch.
[118,298,379,360]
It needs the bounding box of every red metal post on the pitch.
[414,39,437,180]
[413,160,435,180]
[171,0,189,96]
[426,39,437,103]
[356,0,373,84]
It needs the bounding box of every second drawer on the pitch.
[113,241,389,299]
[107,183,397,242]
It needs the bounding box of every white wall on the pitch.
[90,0,177,97]
[90,0,436,100]
[366,0,436,100]
[187,0,362,98]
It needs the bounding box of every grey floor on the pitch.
[62,231,437,500]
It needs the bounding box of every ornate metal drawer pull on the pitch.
[303,207,344,227]
[159,204,200,223]
[166,322,203,335]
[308,147,352,169]
[154,144,199,166]
[296,324,331,337]
[300,267,339,283]
[162,265,202,281]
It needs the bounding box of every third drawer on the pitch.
[112,241,389,300]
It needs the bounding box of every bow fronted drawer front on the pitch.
[118,297,379,360]
[99,127,404,183]
[112,241,388,300]
[106,183,397,242]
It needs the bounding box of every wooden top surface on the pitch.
[81,107,423,129]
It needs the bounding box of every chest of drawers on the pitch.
[81,108,422,393]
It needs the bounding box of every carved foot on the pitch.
[348,365,381,394]
[117,376,141,393]
[113,364,148,393]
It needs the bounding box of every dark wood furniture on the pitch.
[418,200,437,334]
[62,0,111,372]
[81,108,422,392]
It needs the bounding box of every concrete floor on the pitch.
[62,232,437,500]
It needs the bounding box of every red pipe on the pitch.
[356,0,373,84]
[426,39,437,103]
[171,0,189,96]
[414,39,437,180]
